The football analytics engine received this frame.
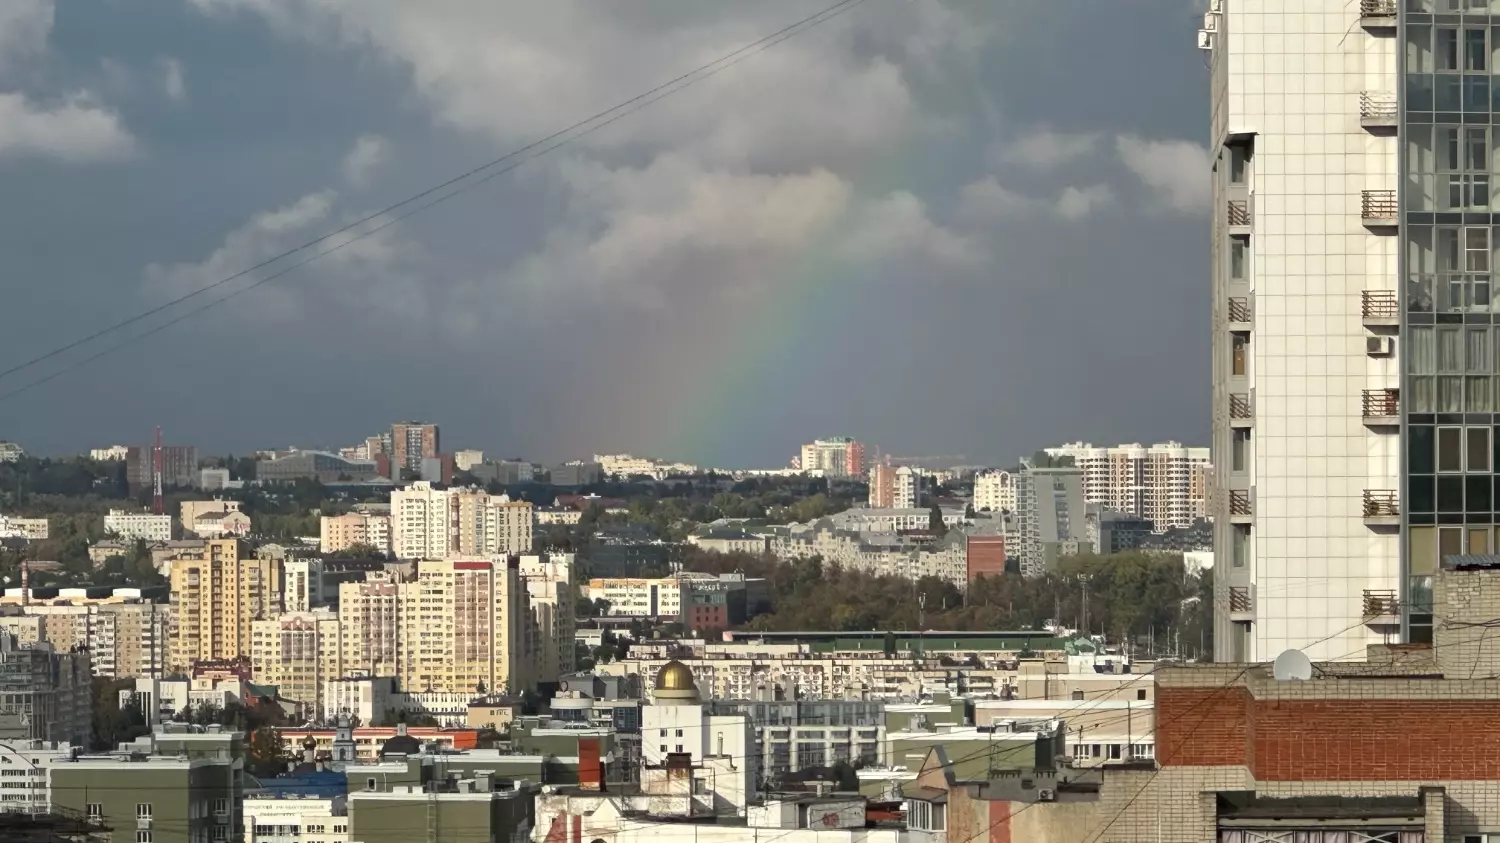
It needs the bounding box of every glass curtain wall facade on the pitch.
[1404,0,1500,643]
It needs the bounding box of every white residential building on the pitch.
[1043,442,1211,531]
[973,470,1016,514]
[89,445,130,462]
[1205,0,1398,661]
[518,553,575,686]
[103,509,172,542]
[453,449,485,471]
[891,466,920,509]
[244,795,349,843]
[595,454,698,479]
[0,741,79,812]
[391,482,532,559]
[0,516,47,541]
[0,442,22,463]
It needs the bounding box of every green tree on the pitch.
[927,504,946,534]
[247,727,290,777]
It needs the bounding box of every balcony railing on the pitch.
[1362,290,1398,320]
[1229,490,1252,517]
[1360,0,1396,16]
[1227,199,1251,227]
[1362,388,1399,418]
[1359,91,1398,122]
[1362,189,1397,220]
[1363,490,1399,518]
[1229,586,1253,614]
[1363,589,1399,618]
[1228,297,1251,322]
[1230,393,1252,419]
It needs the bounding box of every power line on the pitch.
[0,0,871,402]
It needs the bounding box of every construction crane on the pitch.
[153,426,164,515]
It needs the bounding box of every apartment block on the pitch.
[518,554,575,687]
[1208,0,1399,662]
[972,469,1016,513]
[391,482,533,560]
[11,602,171,678]
[397,558,530,695]
[1043,441,1211,531]
[125,443,198,491]
[0,515,47,540]
[390,421,439,473]
[168,539,284,671]
[798,436,865,477]
[0,631,91,745]
[336,574,402,679]
[250,611,343,715]
[1013,464,1088,576]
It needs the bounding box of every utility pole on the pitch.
[1079,574,1091,637]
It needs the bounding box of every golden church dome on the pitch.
[655,659,696,692]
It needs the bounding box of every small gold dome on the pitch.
[655,659,696,692]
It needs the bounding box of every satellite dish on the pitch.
[1272,649,1313,681]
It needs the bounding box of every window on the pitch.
[86,803,102,819]
[137,833,152,843]
[676,744,684,753]
[1232,429,1249,473]
[675,729,683,737]
[1136,689,1148,701]
[212,798,227,815]
[1472,427,1493,472]
[1229,145,1248,184]
[1468,27,1488,71]
[1232,525,1248,568]
[1229,238,1247,280]
[1070,690,1084,701]
[1232,334,1248,376]
[136,804,152,820]
[1440,27,1460,71]
[1109,745,1122,760]
[1440,427,1465,472]
[212,828,227,843]
[366,777,377,792]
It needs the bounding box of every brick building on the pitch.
[909,555,1500,842]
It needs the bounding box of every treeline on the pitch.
[682,548,1212,657]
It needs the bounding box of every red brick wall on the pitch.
[1158,686,1500,780]
[967,536,1008,581]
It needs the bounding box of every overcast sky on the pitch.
[0,0,1210,467]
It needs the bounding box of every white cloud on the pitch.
[0,0,138,163]
[1115,135,1211,212]
[992,127,1100,170]
[958,176,1114,223]
[341,134,388,186]
[0,93,135,161]
[159,57,186,102]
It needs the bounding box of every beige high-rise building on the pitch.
[4,603,172,678]
[320,512,392,555]
[168,539,283,671]
[392,482,533,560]
[337,573,402,678]
[397,558,529,695]
[518,554,574,686]
[250,611,343,715]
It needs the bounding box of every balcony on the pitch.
[1362,589,1400,626]
[1229,585,1254,622]
[1229,393,1253,427]
[1363,490,1399,526]
[1359,92,1397,130]
[1359,0,1396,26]
[1361,388,1399,426]
[1361,190,1397,228]
[1361,290,1399,328]
[1229,490,1252,523]
[1228,296,1252,326]
[1227,199,1252,230]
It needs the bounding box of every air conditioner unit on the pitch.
[1366,336,1395,356]
[1038,789,1057,802]
[1210,0,1223,11]
[1197,30,1215,50]
[1204,12,1219,31]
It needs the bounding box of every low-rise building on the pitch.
[321,512,394,555]
[260,450,382,484]
[244,794,349,843]
[0,442,22,462]
[0,515,47,541]
[103,509,173,542]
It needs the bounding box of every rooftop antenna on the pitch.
[153,426,164,515]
